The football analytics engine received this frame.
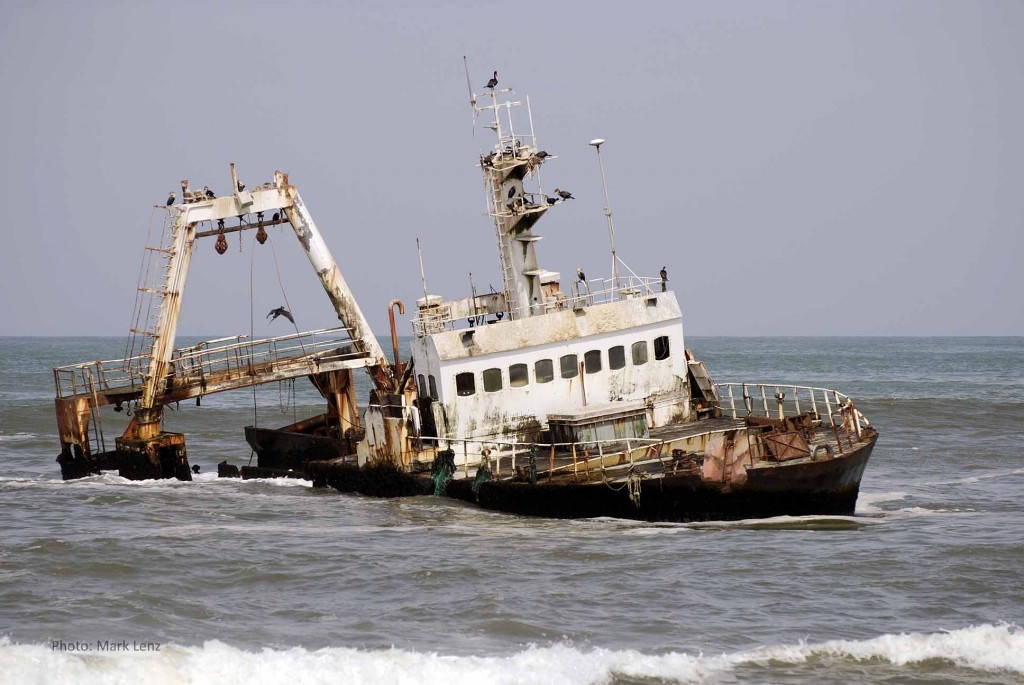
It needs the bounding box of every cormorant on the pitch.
[267,306,294,324]
[535,151,550,160]
[660,266,668,292]
[204,186,215,199]
[555,188,575,200]
[485,70,498,89]
[577,267,586,282]
[236,180,245,192]
[545,196,558,205]
[166,191,175,206]
[272,212,280,222]
[507,186,517,199]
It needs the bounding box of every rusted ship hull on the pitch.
[288,424,876,522]
[244,424,342,470]
[446,437,875,522]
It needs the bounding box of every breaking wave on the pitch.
[1,623,1020,684]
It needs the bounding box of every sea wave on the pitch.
[1,623,1019,685]
[0,472,313,491]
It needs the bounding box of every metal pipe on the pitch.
[589,139,621,296]
[388,300,405,373]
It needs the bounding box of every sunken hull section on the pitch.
[245,421,343,470]
[450,436,875,522]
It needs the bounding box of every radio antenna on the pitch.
[463,56,478,137]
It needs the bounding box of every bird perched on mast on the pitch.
[166,191,175,206]
[267,307,294,324]
[485,70,498,89]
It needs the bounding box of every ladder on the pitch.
[488,171,517,316]
[124,208,181,372]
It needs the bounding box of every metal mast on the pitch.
[473,82,555,319]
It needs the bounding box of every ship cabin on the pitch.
[409,283,693,458]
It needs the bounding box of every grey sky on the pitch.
[1,1,1021,338]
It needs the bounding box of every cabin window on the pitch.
[654,335,671,360]
[483,367,503,392]
[535,359,554,384]
[417,374,427,397]
[608,345,626,370]
[428,375,438,400]
[455,372,475,396]
[632,341,648,366]
[560,354,579,379]
[509,363,529,388]
[584,350,602,374]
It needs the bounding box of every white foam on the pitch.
[855,490,908,514]
[743,622,1024,673]
[0,624,1018,685]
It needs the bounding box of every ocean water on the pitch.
[0,336,1022,684]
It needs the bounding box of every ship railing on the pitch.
[713,382,871,436]
[53,326,359,399]
[411,303,454,337]
[168,326,361,383]
[410,276,662,336]
[416,432,695,482]
[558,276,661,312]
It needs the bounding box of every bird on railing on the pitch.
[267,307,295,324]
[660,266,668,292]
[577,267,586,283]
[554,188,575,200]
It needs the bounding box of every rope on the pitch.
[266,232,329,401]
[248,230,258,466]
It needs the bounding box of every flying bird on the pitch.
[577,267,586,283]
[267,307,294,324]
[166,191,175,206]
[555,188,575,200]
[485,71,498,89]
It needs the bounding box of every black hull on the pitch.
[458,439,874,522]
[244,425,344,470]
[246,421,876,523]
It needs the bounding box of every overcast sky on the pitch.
[1,1,1021,339]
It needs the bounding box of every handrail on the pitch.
[410,275,661,337]
[53,326,360,399]
[712,382,872,431]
